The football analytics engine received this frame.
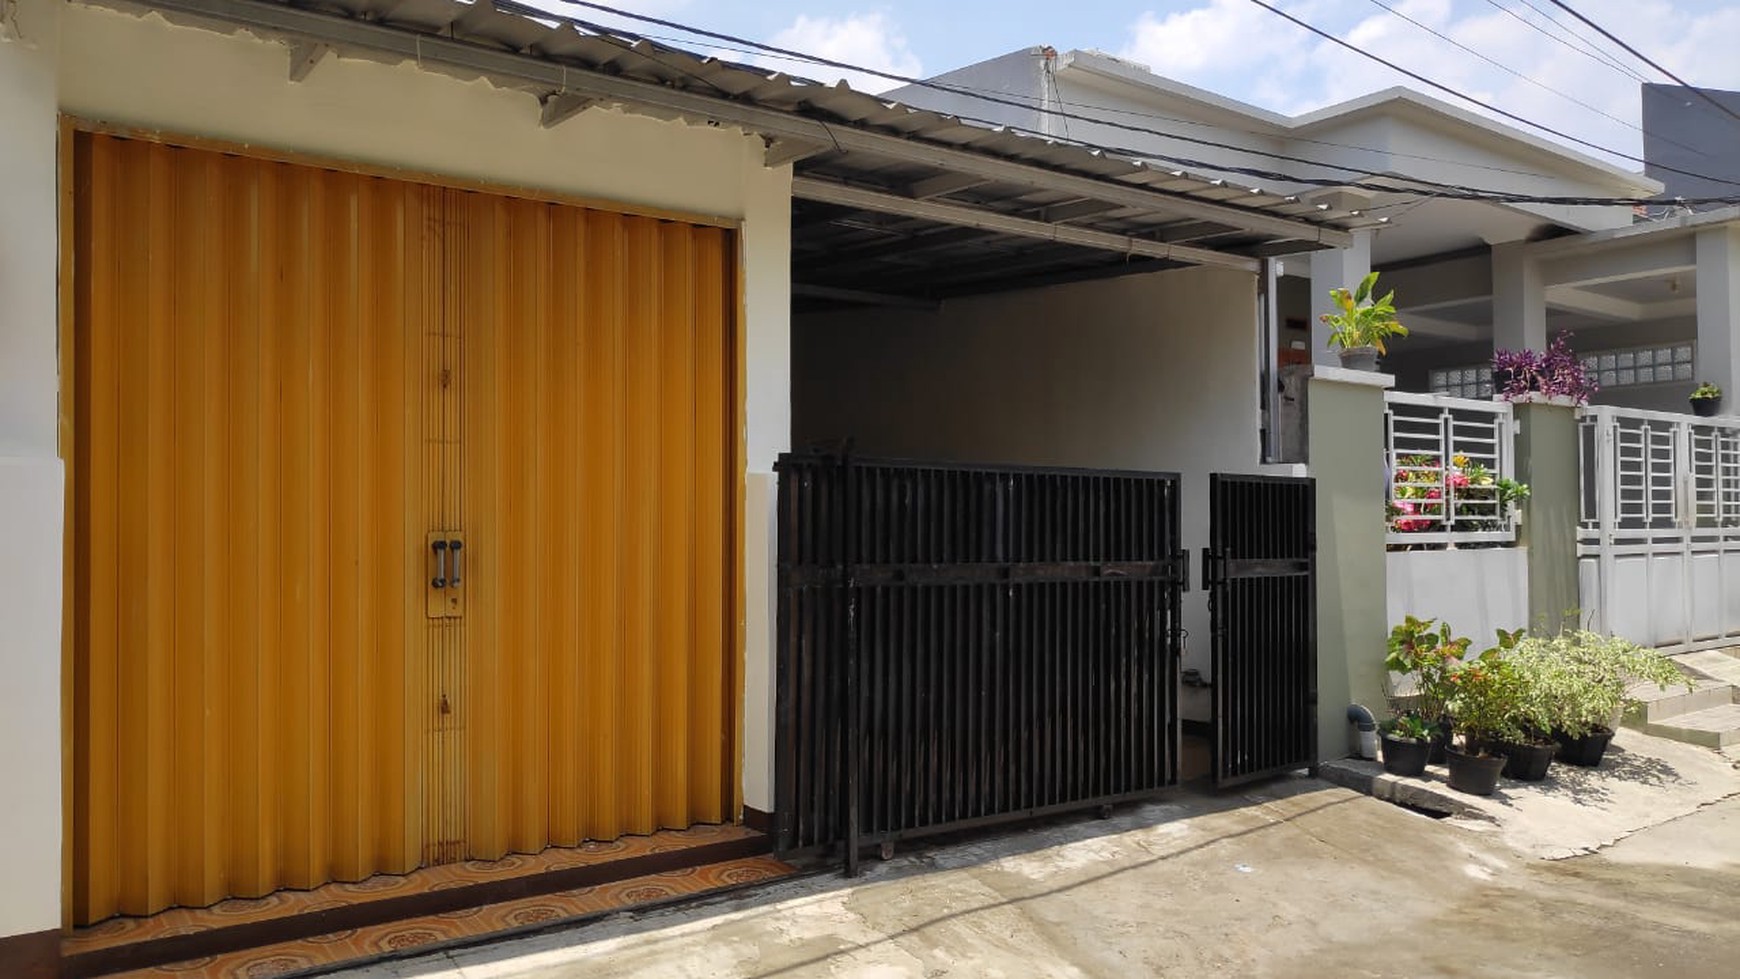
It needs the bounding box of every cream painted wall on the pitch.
[792,265,1265,718]
[0,0,66,944]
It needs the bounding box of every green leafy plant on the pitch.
[1444,650,1525,752]
[1386,616,1468,721]
[1508,630,1690,737]
[1381,713,1438,742]
[1692,381,1722,400]
[1321,271,1408,353]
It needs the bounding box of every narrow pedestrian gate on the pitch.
[774,457,1318,870]
[1204,474,1317,787]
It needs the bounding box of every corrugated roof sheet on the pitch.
[113,0,1365,242]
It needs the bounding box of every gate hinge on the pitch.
[1172,550,1191,592]
[1308,531,1318,554]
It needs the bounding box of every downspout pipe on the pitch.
[1347,704,1379,760]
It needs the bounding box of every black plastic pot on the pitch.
[1381,734,1431,777]
[1690,397,1720,418]
[1445,746,1507,795]
[1498,739,1557,781]
[1426,733,1447,766]
[1555,727,1615,768]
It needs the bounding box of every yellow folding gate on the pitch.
[65,131,738,925]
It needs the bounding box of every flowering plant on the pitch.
[1388,454,1529,535]
[1491,332,1598,405]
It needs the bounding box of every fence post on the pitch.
[1307,367,1390,763]
[1514,399,1581,634]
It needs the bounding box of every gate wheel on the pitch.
[1097,804,1114,820]
[879,841,896,861]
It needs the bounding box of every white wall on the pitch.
[792,265,1265,719]
[6,6,794,932]
[0,0,66,944]
[1387,548,1531,646]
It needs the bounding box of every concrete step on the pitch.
[1640,704,1740,749]
[1627,676,1735,723]
[1674,649,1740,689]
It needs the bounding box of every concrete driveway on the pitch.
[336,778,1740,979]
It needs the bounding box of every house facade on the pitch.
[891,49,1740,417]
[0,2,1374,972]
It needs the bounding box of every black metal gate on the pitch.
[1204,473,1318,787]
[775,453,1186,872]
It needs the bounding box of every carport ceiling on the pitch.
[124,0,1366,309]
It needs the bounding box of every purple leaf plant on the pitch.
[1491,332,1598,405]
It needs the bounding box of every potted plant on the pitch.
[1385,616,1468,762]
[1498,644,1573,782]
[1441,636,1524,795]
[1378,712,1435,777]
[1321,271,1407,371]
[1690,381,1722,417]
[1529,630,1691,767]
[1491,332,1598,405]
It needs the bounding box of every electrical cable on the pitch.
[1363,0,1688,151]
[1543,0,1740,127]
[1489,0,1649,84]
[522,0,1740,205]
[1239,0,1706,176]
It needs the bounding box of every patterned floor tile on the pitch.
[108,854,796,978]
[67,822,760,957]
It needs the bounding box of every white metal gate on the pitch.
[1579,406,1740,651]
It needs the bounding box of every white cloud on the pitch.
[758,12,922,94]
[1118,0,1740,165]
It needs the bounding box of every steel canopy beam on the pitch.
[792,177,1260,273]
[134,0,1348,249]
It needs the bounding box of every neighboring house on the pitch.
[1643,81,1740,211]
[0,2,1371,973]
[888,50,1740,416]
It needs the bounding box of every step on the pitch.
[1626,676,1735,723]
[1640,704,1740,749]
[1674,650,1740,689]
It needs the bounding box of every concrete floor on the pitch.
[338,779,1740,979]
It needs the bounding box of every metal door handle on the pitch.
[447,539,463,586]
[432,539,448,589]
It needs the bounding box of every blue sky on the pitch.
[533,1,1740,166]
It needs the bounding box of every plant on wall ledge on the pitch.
[1491,332,1598,405]
[1690,381,1723,417]
[1322,271,1408,372]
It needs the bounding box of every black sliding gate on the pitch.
[1204,473,1318,787]
[774,454,1187,872]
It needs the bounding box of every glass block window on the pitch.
[1580,343,1694,388]
[1428,366,1494,399]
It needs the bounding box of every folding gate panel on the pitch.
[1206,474,1317,788]
[776,455,1185,871]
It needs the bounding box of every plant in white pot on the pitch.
[1321,271,1407,371]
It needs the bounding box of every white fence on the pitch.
[1578,405,1740,652]
[1384,391,1518,547]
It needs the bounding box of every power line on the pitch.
[1489,0,1648,84]
[526,0,1740,204]
[1543,0,1740,127]
[1241,0,1687,174]
[1363,0,1680,150]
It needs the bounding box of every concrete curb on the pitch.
[1317,758,1493,820]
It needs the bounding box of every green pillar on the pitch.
[1308,368,1392,762]
[1514,400,1581,634]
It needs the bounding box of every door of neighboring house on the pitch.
[65,131,738,925]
